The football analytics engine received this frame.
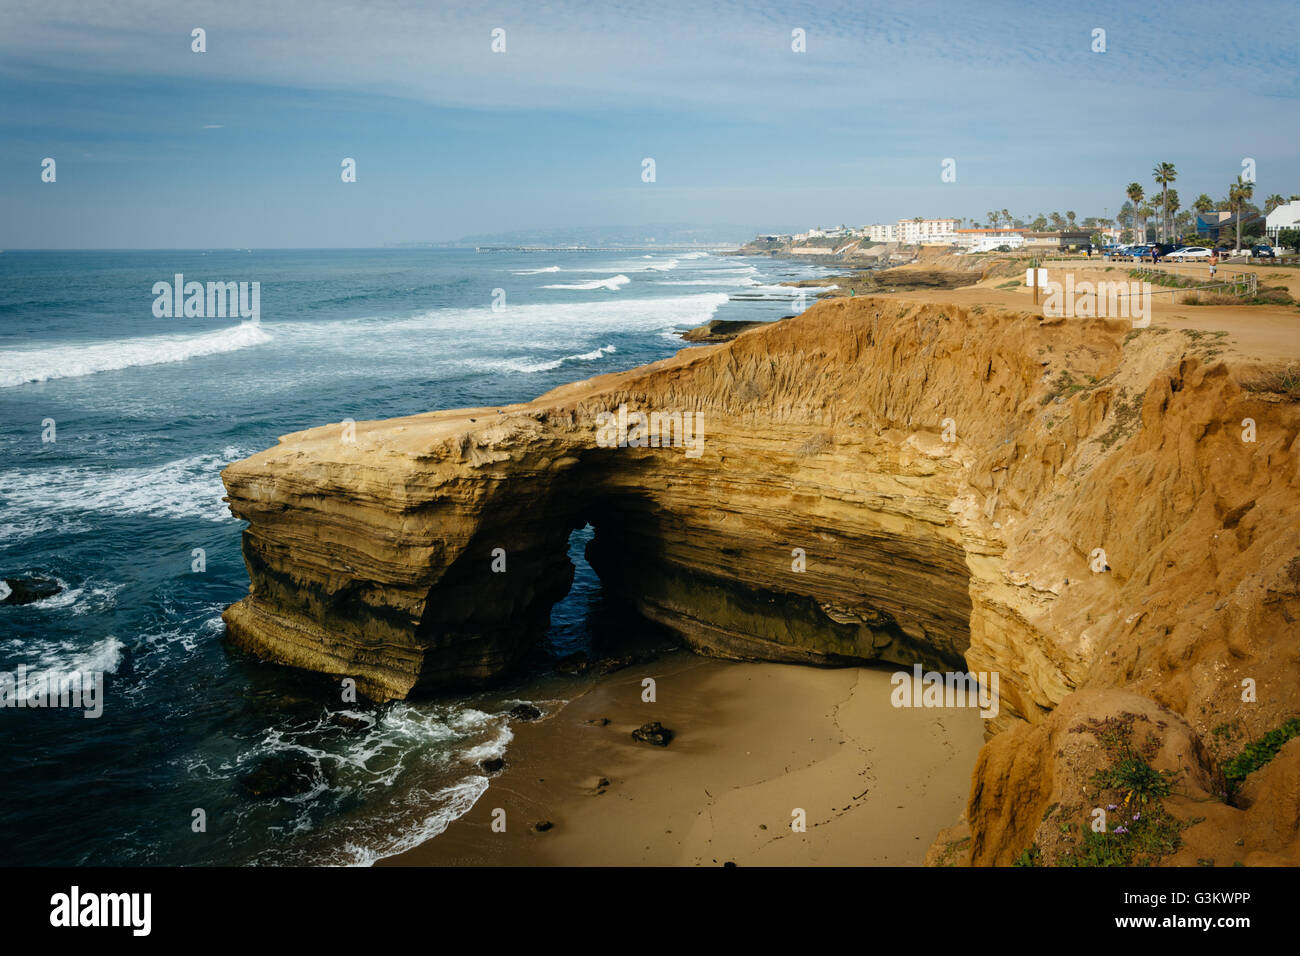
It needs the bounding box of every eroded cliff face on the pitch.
[222,296,1300,862]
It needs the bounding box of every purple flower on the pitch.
[1107,804,1118,811]
[1114,826,1129,834]
[1132,813,1141,821]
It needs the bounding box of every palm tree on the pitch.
[1049,211,1064,229]
[1194,193,1214,214]
[1152,163,1176,241]
[1138,202,1156,242]
[1066,210,1077,228]
[1032,215,1047,231]
[1265,194,1286,213]
[1229,176,1254,251]
[987,211,999,229]
[1126,183,1144,241]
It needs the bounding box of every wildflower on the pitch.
[1107,804,1118,811]
[1114,826,1129,834]
[1132,812,1141,820]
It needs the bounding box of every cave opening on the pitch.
[539,521,678,669]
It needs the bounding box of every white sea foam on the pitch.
[0,514,92,543]
[491,343,617,374]
[542,274,630,291]
[512,260,680,274]
[274,293,729,350]
[218,701,518,867]
[4,636,125,694]
[656,276,756,287]
[26,579,123,615]
[0,322,272,388]
[0,450,244,524]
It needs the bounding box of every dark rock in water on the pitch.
[555,651,589,675]
[533,820,554,832]
[326,711,371,730]
[583,717,610,727]
[509,703,542,721]
[595,655,634,675]
[239,755,319,799]
[680,318,772,343]
[632,721,674,747]
[0,577,62,606]
[480,757,505,774]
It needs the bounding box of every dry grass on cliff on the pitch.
[1240,363,1300,401]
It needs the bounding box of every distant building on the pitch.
[867,223,897,242]
[1018,230,1093,251]
[954,228,1026,251]
[1197,209,1263,245]
[1265,201,1300,241]
[1195,210,1232,241]
[895,218,960,244]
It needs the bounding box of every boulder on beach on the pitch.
[509,703,542,721]
[632,721,674,747]
[555,651,589,675]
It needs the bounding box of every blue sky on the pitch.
[2,0,1297,247]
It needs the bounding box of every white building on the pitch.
[953,229,1026,251]
[896,218,960,245]
[1265,201,1300,242]
[867,223,897,242]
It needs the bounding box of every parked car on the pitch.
[1167,246,1210,260]
[1252,244,1276,259]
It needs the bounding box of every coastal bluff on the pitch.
[222,296,1300,864]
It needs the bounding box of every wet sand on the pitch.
[383,652,986,866]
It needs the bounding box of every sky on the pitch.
[2,0,1298,248]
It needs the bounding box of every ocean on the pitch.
[0,248,833,865]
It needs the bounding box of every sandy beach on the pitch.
[384,651,986,866]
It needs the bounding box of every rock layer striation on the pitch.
[222,296,1300,862]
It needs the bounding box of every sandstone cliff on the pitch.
[221,296,1300,864]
